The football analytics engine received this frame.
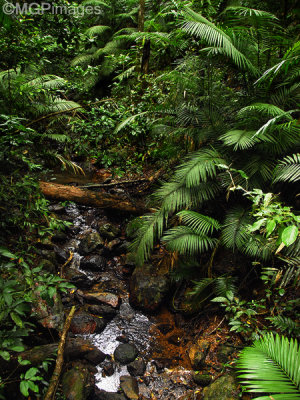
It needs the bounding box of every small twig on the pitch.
[205,317,225,336]
[60,251,73,279]
[43,306,76,400]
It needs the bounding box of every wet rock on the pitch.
[107,238,122,252]
[77,290,120,308]
[65,267,92,289]
[193,372,212,386]
[20,338,105,366]
[48,204,66,213]
[31,289,64,331]
[36,237,54,250]
[94,389,126,400]
[120,376,139,400]
[98,223,121,240]
[80,255,107,271]
[87,304,117,319]
[70,312,107,334]
[129,265,170,312]
[167,334,181,346]
[52,231,68,243]
[62,362,94,400]
[188,339,210,370]
[36,249,56,263]
[79,231,104,255]
[116,334,129,343]
[127,359,146,377]
[202,374,240,400]
[54,246,69,263]
[114,343,139,365]
[102,361,115,376]
[217,345,235,363]
[39,258,56,274]
[157,323,173,335]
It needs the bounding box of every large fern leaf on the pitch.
[237,333,300,399]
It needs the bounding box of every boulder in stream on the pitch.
[80,255,107,271]
[18,338,105,367]
[202,374,240,400]
[129,265,170,312]
[79,231,104,255]
[31,289,64,331]
[120,375,139,400]
[62,362,94,400]
[188,339,210,370]
[87,304,117,319]
[114,343,139,365]
[127,358,146,377]
[98,223,121,240]
[70,312,107,334]
[77,289,120,308]
[94,389,126,400]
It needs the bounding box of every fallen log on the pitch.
[39,181,147,214]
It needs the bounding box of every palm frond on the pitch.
[177,210,221,235]
[114,111,149,134]
[129,209,167,267]
[238,103,289,119]
[237,333,300,399]
[273,153,300,183]
[221,130,258,150]
[221,206,251,250]
[162,226,217,255]
[182,7,257,74]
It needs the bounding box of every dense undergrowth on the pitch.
[0,0,299,398]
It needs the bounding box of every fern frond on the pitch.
[273,153,300,183]
[85,25,111,38]
[46,99,83,113]
[71,54,95,67]
[237,333,300,399]
[81,0,110,8]
[46,134,70,142]
[25,75,66,90]
[269,316,300,337]
[114,65,136,81]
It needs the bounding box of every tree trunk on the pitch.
[141,39,151,75]
[39,181,146,214]
[138,0,145,32]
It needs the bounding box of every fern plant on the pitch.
[237,333,300,399]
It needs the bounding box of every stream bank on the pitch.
[15,172,244,400]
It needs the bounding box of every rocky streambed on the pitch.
[27,196,243,400]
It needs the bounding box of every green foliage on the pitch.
[236,333,300,399]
